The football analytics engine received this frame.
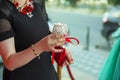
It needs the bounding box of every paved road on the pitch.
[61,45,108,80]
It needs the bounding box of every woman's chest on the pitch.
[11,4,49,40]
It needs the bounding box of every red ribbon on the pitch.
[52,37,80,64]
[66,65,75,80]
[51,37,79,80]
[65,37,80,45]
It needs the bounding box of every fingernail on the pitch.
[58,49,63,53]
[71,59,73,61]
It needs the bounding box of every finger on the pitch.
[50,33,57,39]
[56,34,64,38]
[65,60,70,65]
[50,39,65,47]
[66,50,74,64]
[51,47,63,53]
[55,42,64,46]
[57,38,65,43]
[49,39,57,47]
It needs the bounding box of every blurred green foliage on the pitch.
[108,0,120,5]
[65,0,78,7]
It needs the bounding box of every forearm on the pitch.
[3,42,43,71]
[1,33,64,71]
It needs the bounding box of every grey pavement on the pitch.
[60,44,109,80]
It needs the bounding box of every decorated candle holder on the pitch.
[52,23,79,65]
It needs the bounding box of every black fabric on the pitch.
[0,0,58,80]
[0,10,14,41]
[0,0,14,17]
[0,30,14,41]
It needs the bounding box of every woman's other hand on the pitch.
[65,49,74,65]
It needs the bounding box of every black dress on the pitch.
[0,0,58,80]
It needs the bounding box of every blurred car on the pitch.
[101,6,120,48]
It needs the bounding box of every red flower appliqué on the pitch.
[11,0,34,18]
[21,5,34,15]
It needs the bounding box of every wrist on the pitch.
[31,44,40,59]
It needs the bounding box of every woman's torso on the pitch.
[0,0,58,80]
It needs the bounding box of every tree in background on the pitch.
[66,0,79,7]
[108,0,120,5]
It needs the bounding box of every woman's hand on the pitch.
[38,33,65,53]
[65,49,74,65]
